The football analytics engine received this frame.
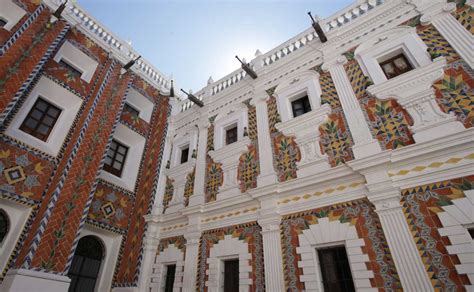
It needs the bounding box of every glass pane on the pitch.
[38,124,50,135]
[47,107,60,118]
[69,255,84,274]
[110,141,118,150]
[31,109,43,120]
[24,118,38,130]
[118,146,127,155]
[36,99,48,111]
[43,116,55,126]
[113,161,122,169]
[81,258,101,278]
[394,57,408,70]
[104,156,113,165]
[115,154,124,162]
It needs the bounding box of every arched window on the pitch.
[68,235,104,292]
[0,210,8,244]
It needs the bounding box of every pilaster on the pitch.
[137,215,161,291]
[348,155,434,292]
[250,93,278,187]
[182,215,202,292]
[419,1,474,68]
[189,118,210,206]
[322,55,382,159]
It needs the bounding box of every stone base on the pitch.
[217,186,241,201]
[413,119,465,144]
[1,269,71,292]
[352,139,382,159]
[297,158,330,178]
[165,201,184,214]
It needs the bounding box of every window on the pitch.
[291,95,311,118]
[223,259,239,292]
[123,103,140,119]
[0,210,8,244]
[317,246,355,292]
[103,139,128,177]
[68,236,103,292]
[379,53,413,79]
[180,146,189,164]
[225,125,238,145]
[19,97,61,141]
[164,264,176,292]
[0,18,7,28]
[59,59,82,77]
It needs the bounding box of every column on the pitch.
[153,134,173,214]
[182,232,201,291]
[137,216,160,291]
[421,2,474,69]
[370,191,434,292]
[251,94,278,187]
[322,56,382,159]
[189,119,209,206]
[258,214,285,291]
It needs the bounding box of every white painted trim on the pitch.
[296,217,376,291]
[99,123,146,191]
[5,76,83,157]
[125,88,155,123]
[149,244,185,292]
[213,104,248,151]
[0,0,26,31]
[77,226,122,292]
[54,41,99,83]
[170,129,198,168]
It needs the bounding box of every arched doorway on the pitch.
[68,235,104,292]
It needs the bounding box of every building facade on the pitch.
[0,0,473,291]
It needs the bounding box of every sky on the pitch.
[77,0,353,92]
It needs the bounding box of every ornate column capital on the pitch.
[419,2,456,25]
[321,54,347,71]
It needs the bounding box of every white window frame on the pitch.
[170,129,198,168]
[274,71,322,123]
[54,41,99,83]
[0,0,26,31]
[218,255,240,291]
[124,88,155,123]
[5,76,83,157]
[78,226,122,292]
[355,26,432,85]
[213,104,248,151]
[99,123,146,191]
[0,199,31,277]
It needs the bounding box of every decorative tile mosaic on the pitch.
[197,222,265,291]
[416,23,460,63]
[204,122,223,203]
[238,101,259,192]
[434,60,474,128]
[451,1,473,33]
[401,175,474,290]
[281,199,400,291]
[88,182,132,231]
[162,177,174,213]
[157,236,187,255]
[0,145,54,201]
[183,168,195,207]
[267,96,301,182]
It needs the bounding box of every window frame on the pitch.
[123,102,140,119]
[225,123,238,145]
[180,145,190,164]
[316,245,355,292]
[0,17,7,28]
[163,264,176,292]
[0,209,9,245]
[291,94,312,118]
[19,97,62,142]
[103,139,129,178]
[223,258,239,292]
[379,52,414,80]
[59,58,83,77]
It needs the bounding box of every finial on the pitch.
[207,76,214,85]
[255,49,262,57]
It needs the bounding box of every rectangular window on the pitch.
[291,95,311,118]
[380,53,413,79]
[164,264,176,292]
[468,228,474,239]
[0,18,7,28]
[224,259,239,292]
[123,102,140,119]
[59,59,82,77]
[225,125,238,145]
[317,246,355,292]
[180,146,189,164]
[103,139,129,177]
[19,97,62,141]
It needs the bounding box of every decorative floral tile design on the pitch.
[204,122,223,203]
[416,23,460,63]
[157,236,187,255]
[0,145,54,201]
[267,96,301,182]
[401,175,474,291]
[183,168,195,207]
[197,222,265,291]
[88,182,132,231]
[434,60,474,128]
[162,177,174,213]
[120,110,150,136]
[281,199,401,291]
[238,102,260,192]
